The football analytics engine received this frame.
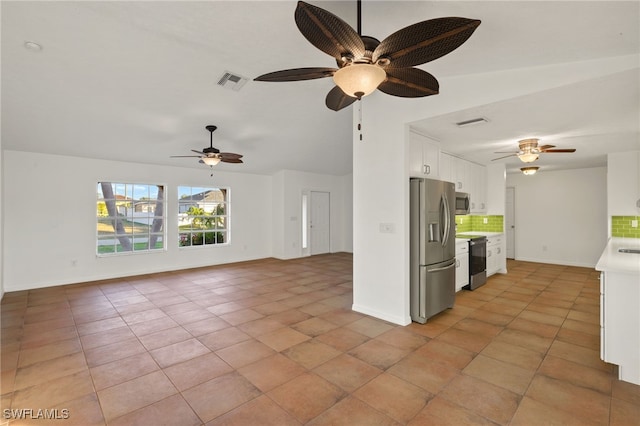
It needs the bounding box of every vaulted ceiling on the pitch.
[2,1,639,175]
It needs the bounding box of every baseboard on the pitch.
[351,303,411,326]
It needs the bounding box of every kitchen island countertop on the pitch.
[596,237,640,274]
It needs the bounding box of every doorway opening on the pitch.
[506,186,515,259]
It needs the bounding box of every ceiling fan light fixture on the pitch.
[202,156,221,166]
[333,64,386,99]
[518,152,539,163]
[521,166,539,175]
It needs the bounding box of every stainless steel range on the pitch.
[456,234,487,290]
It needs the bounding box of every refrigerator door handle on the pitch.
[428,260,456,273]
[440,193,451,248]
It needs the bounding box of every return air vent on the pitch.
[456,117,489,127]
[217,71,249,91]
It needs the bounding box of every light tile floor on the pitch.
[1,254,639,425]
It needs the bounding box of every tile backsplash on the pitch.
[456,215,504,233]
[611,216,640,238]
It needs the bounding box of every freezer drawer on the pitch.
[410,259,456,324]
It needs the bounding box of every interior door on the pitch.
[506,186,515,259]
[310,191,330,255]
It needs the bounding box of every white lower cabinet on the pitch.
[486,234,506,276]
[455,241,469,292]
[600,271,640,385]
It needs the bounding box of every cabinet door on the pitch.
[467,163,487,213]
[454,158,467,191]
[440,153,454,183]
[409,132,425,177]
[455,244,469,291]
[423,138,440,178]
[607,151,640,215]
[409,131,440,178]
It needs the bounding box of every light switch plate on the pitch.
[379,223,395,233]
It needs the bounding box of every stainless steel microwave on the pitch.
[455,192,470,215]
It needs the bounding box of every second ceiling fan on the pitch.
[254,1,481,111]
[493,138,576,163]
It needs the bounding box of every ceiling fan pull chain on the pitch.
[358,102,363,141]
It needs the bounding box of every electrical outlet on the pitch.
[632,219,638,228]
[483,217,488,224]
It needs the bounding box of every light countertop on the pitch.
[455,231,504,241]
[596,237,640,274]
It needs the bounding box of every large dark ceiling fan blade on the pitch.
[254,67,337,82]
[378,68,439,98]
[325,86,357,111]
[543,149,577,153]
[220,158,244,164]
[295,1,365,61]
[373,17,481,68]
[219,152,243,160]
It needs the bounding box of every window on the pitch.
[178,186,228,247]
[97,182,165,255]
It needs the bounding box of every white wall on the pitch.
[342,173,353,253]
[506,167,607,267]
[3,150,273,292]
[0,123,3,300]
[3,151,354,293]
[277,170,351,259]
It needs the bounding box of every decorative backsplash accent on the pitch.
[611,216,640,238]
[455,215,504,233]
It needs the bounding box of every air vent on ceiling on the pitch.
[217,71,249,91]
[455,117,489,127]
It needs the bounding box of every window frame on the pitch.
[177,185,230,248]
[96,182,167,256]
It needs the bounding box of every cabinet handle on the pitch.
[455,259,460,267]
[637,199,640,208]
[497,248,501,254]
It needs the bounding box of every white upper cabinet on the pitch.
[608,151,640,216]
[454,159,468,192]
[469,162,487,213]
[486,163,506,216]
[409,131,440,178]
[440,152,454,184]
[438,152,488,212]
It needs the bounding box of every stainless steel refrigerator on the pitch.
[410,178,456,323]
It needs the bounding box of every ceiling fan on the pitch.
[171,125,243,166]
[254,1,481,111]
[492,138,576,163]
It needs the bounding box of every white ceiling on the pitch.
[2,1,639,176]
